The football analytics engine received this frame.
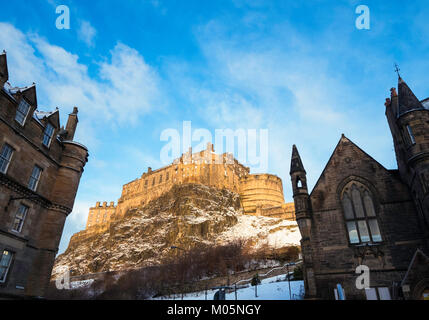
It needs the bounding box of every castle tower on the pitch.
[290,145,317,297]
[385,76,429,232]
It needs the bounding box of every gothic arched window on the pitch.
[341,182,382,244]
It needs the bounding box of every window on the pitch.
[15,99,30,125]
[12,204,28,233]
[0,250,13,283]
[406,125,416,145]
[0,144,13,174]
[152,178,155,186]
[365,287,391,300]
[341,183,382,244]
[28,165,42,191]
[159,175,163,183]
[166,172,169,181]
[42,123,55,147]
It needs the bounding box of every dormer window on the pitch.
[42,123,54,147]
[15,99,30,125]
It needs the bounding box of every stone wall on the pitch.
[86,201,116,229]
[83,144,296,235]
[115,144,249,217]
[239,174,285,214]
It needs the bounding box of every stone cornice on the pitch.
[0,173,71,215]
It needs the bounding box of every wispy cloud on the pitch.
[0,23,165,144]
[77,20,97,47]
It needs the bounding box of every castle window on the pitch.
[42,123,55,147]
[159,175,163,183]
[152,178,155,186]
[145,180,148,187]
[12,204,28,233]
[0,143,13,174]
[0,250,13,283]
[406,125,416,145]
[28,165,42,191]
[15,99,30,125]
[166,172,169,180]
[341,183,382,244]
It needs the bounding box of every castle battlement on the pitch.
[84,142,295,232]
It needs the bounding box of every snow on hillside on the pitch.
[154,275,305,300]
[216,214,301,248]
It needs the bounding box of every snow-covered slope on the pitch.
[217,214,301,248]
[52,184,300,279]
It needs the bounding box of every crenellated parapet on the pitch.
[83,143,295,232]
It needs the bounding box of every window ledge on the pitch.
[353,242,383,247]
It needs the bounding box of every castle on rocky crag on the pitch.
[83,142,295,235]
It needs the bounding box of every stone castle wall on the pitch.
[239,174,285,214]
[86,201,116,229]
[115,143,249,217]
[83,143,295,234]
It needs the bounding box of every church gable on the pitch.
[310,134,410,211]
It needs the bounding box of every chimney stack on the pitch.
[0,51,8,88]
[65,106,79,140]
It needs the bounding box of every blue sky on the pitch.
[0,0,428,254]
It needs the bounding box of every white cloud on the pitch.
[68,200,94,226]
[77,20,97,47]
[0,23,165,145]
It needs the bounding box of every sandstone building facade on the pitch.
[291,76,429,300]
[84,142,295,236]
[0,52,88,298]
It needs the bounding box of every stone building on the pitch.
[0,51,88,298]
[291,76,429,300]
[82,142,295,235]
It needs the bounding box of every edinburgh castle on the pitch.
[81,142,295,237]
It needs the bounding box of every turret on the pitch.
[290,145,312,237]
[65,106,79,140]
[290,145,317,297]
[385,75,429,230]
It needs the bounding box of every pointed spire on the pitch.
[290,144,306,174]
[397,77,424,116]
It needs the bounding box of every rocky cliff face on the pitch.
[52,184,300,278]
